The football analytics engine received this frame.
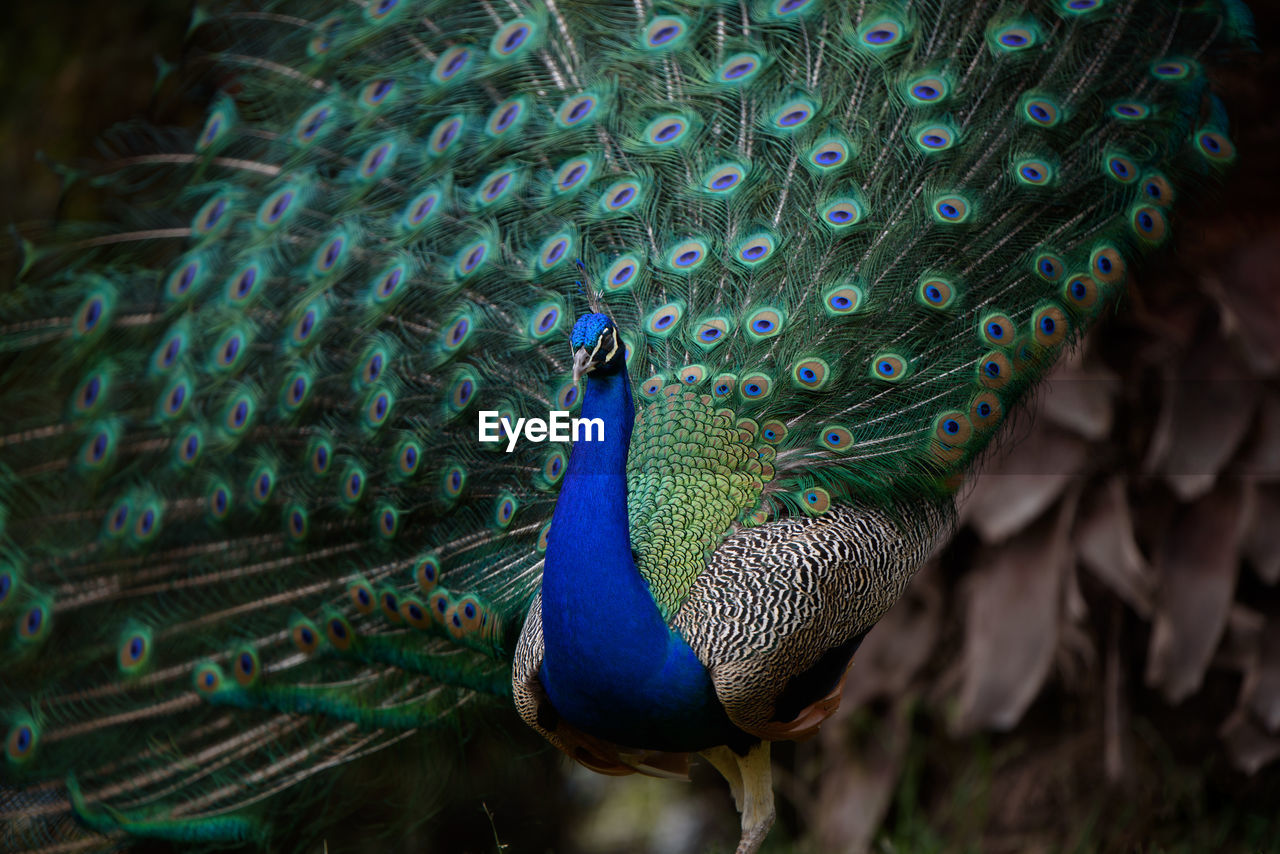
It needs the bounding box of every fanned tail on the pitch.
[0,0,1256,848]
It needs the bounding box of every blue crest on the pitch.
[571,313,612,349]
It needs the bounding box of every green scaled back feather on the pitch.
[0,0,1252,849]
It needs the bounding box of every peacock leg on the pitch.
[699,745,745,810]
[732,741,775,854]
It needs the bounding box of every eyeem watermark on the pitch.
[477,411,604,452]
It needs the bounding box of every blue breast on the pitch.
[537,365,747,752]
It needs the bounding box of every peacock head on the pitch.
[570,313,623,384]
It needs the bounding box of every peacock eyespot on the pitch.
[872,353,909,382]
[860,18,903,47]
[970,391,1003,428]
[8,724,35,760]
[981,314,1014,347]
[676,250,700,267]
[718,54,761,83]
[602,181,640,212]
[774,0,814,15]
[170,260,201,298]
[398,444,420,475]
[293,624,318,653]
[220,335,242,366]
[435,46,471,81]
[368,392,391,425]
[495,495,516,527]
[644,16,685,48]
[378,594,399,622]
[407,194,437,227]
[558,94,597,127]
[298,106,331,142]
[492,19,534,57]
[800,487,832,515]
[482,171,513,203]
[195,665,222,693]
[109,502,130,534]
[416,558,440,591]
[1142,175,1174,206]
[311,443,331,475]
[1091,247,1125,283]
[345,471,364,500]
[1032,306,1069,347]
[556,159,591,192]
[431,117,463,153]
[1112,101,1150,120]
[809,140,850,169]
[1132,206,1167,243]
[821,198,863,228]
[978,352,1014,389]
[1017,160,1052,185]
[1036,255,1065,281]
[287,376,308,406]
[162,384,186,417]
[85,430,110,465]
[739,373,773,401]
[1023,98,1060,127]
[916,124,955,151]
[378,508,399,537]
[557,382,579,409]
[459,244,487,276]
[21,605,45,638]
[1152,60,1192,80]
[158,336,182,369]
[918,277,956,310]
[1107,156,1137,183]
[793,359,829,390]
[934,196,969,222]
[647,116,688,145]
[773,100,815,130]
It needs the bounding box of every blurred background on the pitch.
[2,2,1278,851]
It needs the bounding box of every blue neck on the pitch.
[539,366,740,751]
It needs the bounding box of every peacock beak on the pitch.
[572,348,594,384]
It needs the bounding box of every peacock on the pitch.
[0,0,1255,851]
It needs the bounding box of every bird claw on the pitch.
[734,806,776,854]
[703,742,775,853]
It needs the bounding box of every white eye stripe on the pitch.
[589,329,619,363]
